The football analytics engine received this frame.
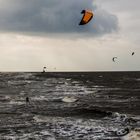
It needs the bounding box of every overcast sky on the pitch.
[0,0,139,71]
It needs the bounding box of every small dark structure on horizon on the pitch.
[43,67,46,73]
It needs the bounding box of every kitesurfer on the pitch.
[26,97,30,104]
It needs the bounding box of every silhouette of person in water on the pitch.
[26,97,30,104]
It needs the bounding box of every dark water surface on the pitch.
[0,72,140,140]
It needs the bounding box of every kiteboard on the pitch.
[62,97,78,103]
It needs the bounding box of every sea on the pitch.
[0,72,140,140]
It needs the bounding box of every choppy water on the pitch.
[0,72,140,140]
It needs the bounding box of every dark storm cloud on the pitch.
[0,0,118,36]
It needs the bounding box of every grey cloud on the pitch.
[97,0,140,12]
[0,0,118,36]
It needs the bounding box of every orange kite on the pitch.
[79,10,94,25]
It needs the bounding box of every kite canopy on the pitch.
[132,52,135,56]
[112,57,117,62]
[79,10,94,25]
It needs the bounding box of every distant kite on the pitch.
[132,52,135,56]
[79,10,94,25]
[112,57,117,62]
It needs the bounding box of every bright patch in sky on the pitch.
[0,0,139,71]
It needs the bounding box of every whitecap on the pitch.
[9,100,25,105]
[122,128,140,140]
